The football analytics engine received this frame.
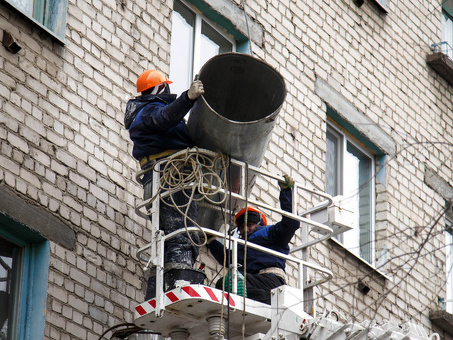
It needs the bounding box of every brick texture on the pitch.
[1,0,453,339]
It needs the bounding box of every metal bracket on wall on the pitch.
[2,31,22,54]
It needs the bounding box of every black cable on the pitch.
[97,323,139,340]
[209,266,223,286]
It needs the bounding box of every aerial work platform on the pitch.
[134,284,273,339]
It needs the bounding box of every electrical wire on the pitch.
[97,323,144,340]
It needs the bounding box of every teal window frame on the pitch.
[2,0,68,43]
[0,213,49,340]
[182,0,250,53]
[326,106,377,265]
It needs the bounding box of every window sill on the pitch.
[330,238,392,282]
[369,0,389,13]
[427,52,453,86]
[430,310,453,335]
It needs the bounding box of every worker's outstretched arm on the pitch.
[252,175,299,246]
[140,80,204,131]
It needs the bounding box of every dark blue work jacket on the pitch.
[124,92,195,184]
[208,188,300,275]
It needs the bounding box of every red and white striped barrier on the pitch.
[135,285,238,318]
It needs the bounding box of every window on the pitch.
[170,0,235,96]
[370,0,388,13]
[446,217,453,313]
[0,236,22,340]
[326,123,375,264]
[3,0,68,41]
[442,10,453,60]
[0,221,49,340]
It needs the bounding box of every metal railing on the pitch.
[134,148,335,316]
[431,41,453,59]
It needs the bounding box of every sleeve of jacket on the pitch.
[207,239,231,267]
[266,188,300,245]
[140,91,195,131]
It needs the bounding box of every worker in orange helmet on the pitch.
[207,175,300,304]
[124,70,204,299]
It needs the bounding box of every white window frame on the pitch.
[170,0,236,96]
[327,122,376,265]
[442,9,453,60]
[446,216,453,313]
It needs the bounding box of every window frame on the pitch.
[170,0,236,95]
[2,0,68,43]
[0,218,49,340]
[327,121,376,265]
[370,0,389,13]
[446,216,453,313]
[442,9,453,60]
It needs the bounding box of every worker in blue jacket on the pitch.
[207,175,299,304]
[124,70,204,279]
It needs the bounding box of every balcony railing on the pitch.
[427,42,453,85]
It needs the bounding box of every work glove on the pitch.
[187,80,204,100]
[278,174,294,190]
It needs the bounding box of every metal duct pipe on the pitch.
[187,53,286,167]
[187,53,286,230]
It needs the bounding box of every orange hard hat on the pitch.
[136,69,173,93]
[235,207,267,227]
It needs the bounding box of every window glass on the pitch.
[0,236,23,340]
[170,0,235,96]
[327,123,375,264]
[5,0,67,40]
[344,142,372,262]
[446,217,453,313]
[7,0,32,15]
[326,129,342,196]
[200,21,233,67]
[170,1,195,96]
[442,10,453,59]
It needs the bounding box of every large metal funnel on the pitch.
[187,53,286,230]
[187,53,286,167]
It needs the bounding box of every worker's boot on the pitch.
[144,263,206,301]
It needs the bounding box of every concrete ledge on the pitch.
[430,310,453,335]
[0,182,75,250]
[424,167,453,202]
[316,77,396,156]
[188,0,263,45]
[427,52,453,86]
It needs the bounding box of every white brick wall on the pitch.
[2,0,453,338]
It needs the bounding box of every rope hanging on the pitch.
[147,148,230,247]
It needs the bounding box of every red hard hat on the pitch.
[235,207,267,227]
[136,70,172,93]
